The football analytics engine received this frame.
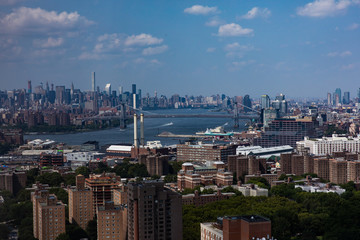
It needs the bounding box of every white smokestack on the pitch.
[133,93,138,147]
[140,113,144,146]
[134,113,138,147]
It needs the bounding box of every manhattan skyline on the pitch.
[0,0,359,97]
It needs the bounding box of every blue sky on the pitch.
[0,0,359,98]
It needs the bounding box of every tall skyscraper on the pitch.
[343,91,350,105]
[119,86,123,95]
[327,93,332,106]
[55,86,65,105]
[105,83,111,95]
[127,180,182,240]
[260,95,270,109]
[242,95,252,112]
[357,88,360,103]
[132,84,136,95]
[91,72,96,92]
[28,80,32,94]
[334,88,341,105]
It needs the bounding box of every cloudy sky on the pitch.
[0,0,359,98]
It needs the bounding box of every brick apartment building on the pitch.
[177,143,237,163]
[201,215,272,240]
[31,183,66,240]
[68,175,94,230]
[177,162,233,191]
[0,170,26,195]
[127,180,182,240]
[97,201,127,240]
[85,173,121,212]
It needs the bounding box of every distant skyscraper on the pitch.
[119,86,123,95]
[335,94,340,106]
[327,93,332,106]
[343,91,350,105]
[260,95,270,109]
[91,72,96,92]
[275,93,285,101]
[132,84,136,95]
[242,95,252,112]
[105,83,111,95]
[358,88,360,103]
[334,88,341,105]
[55,86,65,104]
[28,80,32,94]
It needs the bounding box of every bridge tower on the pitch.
[234,103,239,128]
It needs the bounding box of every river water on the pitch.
[24,109,248,146]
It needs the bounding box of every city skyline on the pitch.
[0,0,359,97]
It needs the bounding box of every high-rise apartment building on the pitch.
[85,173,121,212]
[314,157,330,180]
[68,175,94,230]
[177,143,237,163]
[254,117,319,148]
[97,201,127,240]
[31,183,66,240]
[329,158,347,184]
[297,135,360,156]
[0,170,26,195]
[127,180,182,240]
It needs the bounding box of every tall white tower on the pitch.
[91,72,96,92]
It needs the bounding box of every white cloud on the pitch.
[240,7,271,19]
[125,33,163,46]
[229,60,255,71]
[142,45,168,55]
[205,17,225,27]
[93,33,163,54]
[184,5,219,15]
[342,63,356,70]
[34,37,64,48]
[347,23,359,30]
[78,52,101,60]
[80,32,166,60]
[218,23,253,37]
[297,0,358,17]
[327,50,352,57]
[224,42,254,52]
[224,42,254,58]
[0,7,94,34]
[206,47,216,53]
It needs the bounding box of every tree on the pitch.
[49,188,68,205]
[86,219,97,240]
[56,233,70,240]
[36,172,64,187]
[164,174,177,183]
[75,166,90,177]
[0,224,10,240]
